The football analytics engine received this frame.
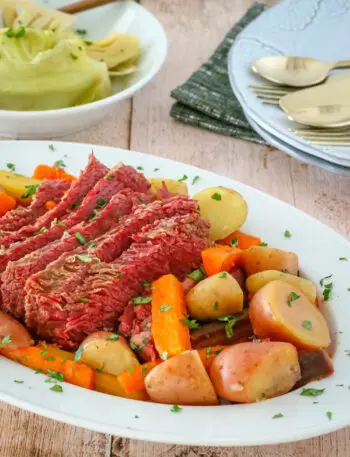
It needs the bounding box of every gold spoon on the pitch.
[252,56,350,87]
[286,105,350,128]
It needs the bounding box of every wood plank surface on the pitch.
[0,0,349,456]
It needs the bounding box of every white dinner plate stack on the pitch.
[227,0,350,176]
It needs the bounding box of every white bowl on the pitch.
[0,1,167,139]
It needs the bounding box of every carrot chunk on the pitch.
[0,191,16,216]
[202,246,243,276]
[118,360,161,392]
[197,345,227,370]
[219,231,261,250]
[33,165,76,182]
[152,274,191,357]
[45,200,57,210]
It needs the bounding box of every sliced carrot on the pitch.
[0,191,16,216]
[45,200,57,210]
[118,360,161,393]
[152,274,191,357]
[33,165,76,182]
[197,346,227,371]
[219,231,261,250]
[201,246,243,276]
[1,346,94,390]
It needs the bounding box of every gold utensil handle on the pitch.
[58,0,117,14]
[334,60,350,69]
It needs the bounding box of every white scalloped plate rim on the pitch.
[0,141,349,447]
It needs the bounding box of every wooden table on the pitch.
[1,0,349,455]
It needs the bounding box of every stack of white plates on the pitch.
[227,0,350,176]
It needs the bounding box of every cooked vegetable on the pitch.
[186,272,243,320]
[33,164,76,182]
[246,270,316,302]
[242,246,299,276]
[45,200,57,210]
[202,246,243,277]
[210,341,301,403]
[249,280,331,349]
[193,187,247,241]
[152,274,191,357]
[0,191,16,216]
[118,360,160,392]
[197,345,227,370]
[79,331,139,376]
[0,28,111,111]
[145,350,218,405]
[219,230,261,250]
[296,349,334,388]
[148,178,188,199]
[1,346,94,389]
[190,310,253,348]
[0,311,33,349]
[0,170,41,203]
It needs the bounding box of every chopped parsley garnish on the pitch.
[5,28,15,37]
[160,352,168,361]
[22,184,40,199]
[187,268,206,282]
[75,254,92,263]
[6,26,26,38]
[339,257,348,261]
[218,315,236,338]
[84,40,93,46]
[70,53,78,60]
[14,380,24,384]
[71,200,82,209]
[211,192,222,201]
[57,220,66,228]
[54,160,66,169]
[46,356,55,361]
[76,28,87,35]
[106,175,114,181]
[108,334,119,341]
[134,415,140,419]
[320,274,333,286]
[48,144,56,152]
[302,320,312,330]
[326,411,333,421]
[153,168,159,172]
[35,227,47,235]
[320,275,333,301]
[130,341,141,352]
[284,230,292,238]
[183,317,201,330]
[143,280,151,287]
[178,174,188,182]
[192,176,200,185]
[89,241,97,249]
[230,237,238,247]
[213,301,219,311]
[47,370,64,382]
[40,349,48,357]
[160,305,171,312]
[50,384,63,393]
[133,296,152,305]
[74,232,87,245]
[300,388,325,397]
[272,413,284,419]
[96,198,107,208]
[1,335,12,345]
[80,297,89,303]
[260,242,268,247]
[219,272,228,278]
[205,347,223,358]
[35,369,43,374]
[287,291,300,307]
[136,166,144,171]
[74,345,84,361]
[6,163,15,171]
[142,365,149,379]
[170,405,182,413]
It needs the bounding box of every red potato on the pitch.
[0,311,33,349]
[145,350,218,405]
[249,281,331,350]
[210,341,301,403]
[242,246,299,276]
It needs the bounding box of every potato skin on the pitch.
[210,341,301,403]
[0,311,33,349]
[145,350,218,405]
[249,281,331,349]
[186,272,244,320]
[193,186,247,241]
[80,331,139,376]
[148,178,188,199]
[242,246,299,276]
[246,270,316,302]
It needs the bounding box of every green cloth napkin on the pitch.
[170,3,268,145]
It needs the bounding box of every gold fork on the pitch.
[249,84,293,104]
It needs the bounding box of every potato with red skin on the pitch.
[0,311,33,349]
[145,350,218,405]
[210,341,301,403]
[249,281,331,349]
[242,246,299,276]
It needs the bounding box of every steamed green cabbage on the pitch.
[0,27,112,110]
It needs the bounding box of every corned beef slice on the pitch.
[24,212,209,348]
[1,189,140,319]
[0,164,149,271]
[0,180,71,233]
[1,154,108,247]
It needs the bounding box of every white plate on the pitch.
[0,141,349,447]
[245,112,350,176]
[227,0,350,164]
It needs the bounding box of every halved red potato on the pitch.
[242,246,299,276]
[0,311,33,349]
[210,341,301,403]
[249,280,331,349]
[145,350,218,405]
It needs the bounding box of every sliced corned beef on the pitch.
[1,189,141,319]
[25,212,209,348]
[0,180,70,233]
[94,196,198,262]
[1,153,108,246]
